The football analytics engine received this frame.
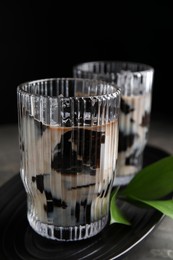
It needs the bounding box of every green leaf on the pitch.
[110,156,173,227]
[130,196,173,220]
[119,156,173,200]
[110,190,131,225]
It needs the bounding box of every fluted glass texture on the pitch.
[73,61,154,185]
[17,78,120,241]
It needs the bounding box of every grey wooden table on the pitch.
[0,115,173,260]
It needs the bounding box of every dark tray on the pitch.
[0,145,170,260]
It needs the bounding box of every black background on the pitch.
[0,1,172,124]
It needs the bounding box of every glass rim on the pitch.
[17,77,121,99]
[73,60,154,74]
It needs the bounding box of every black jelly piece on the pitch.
[141,111,150,127]
[118,131,136,152]
[120,98,134,114]
[44,201,53,213]
[45,190,53,200]
[51,129,105,174]
[32,175,44,193]
[53,198,67,209]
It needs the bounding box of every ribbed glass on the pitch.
[73,61,154,185]
[17,78,120,241]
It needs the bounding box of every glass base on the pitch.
[28,214,108,241]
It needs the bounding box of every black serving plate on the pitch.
[0,145,170,260]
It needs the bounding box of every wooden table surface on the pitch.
[0,114,173,259]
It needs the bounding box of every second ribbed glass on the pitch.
[73,61,154,186]
[17,78,121,241]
